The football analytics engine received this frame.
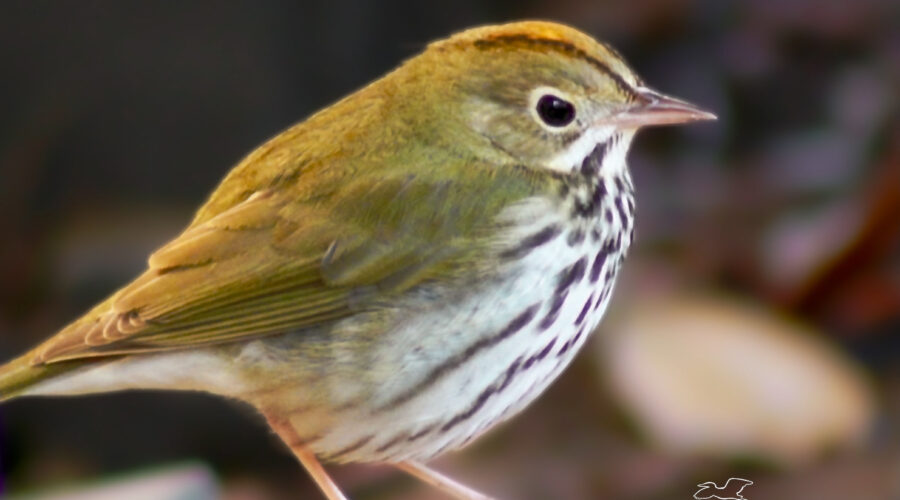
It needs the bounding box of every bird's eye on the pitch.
[536,94,576,127]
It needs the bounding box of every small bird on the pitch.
[0,21,714,499]
[693,478,754,500]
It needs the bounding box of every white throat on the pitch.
[546,127,635,175]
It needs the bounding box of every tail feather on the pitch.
[0,351,94,402]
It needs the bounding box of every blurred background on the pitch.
[0,1,897,499]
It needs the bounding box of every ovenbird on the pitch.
[0,21,714,499]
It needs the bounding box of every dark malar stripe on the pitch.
[499,225,562,259]
[378,303,542,411]
[582,133,620,177]
[580,142,607,176]
[441,356,523,433]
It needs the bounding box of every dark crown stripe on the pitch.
[472,34,638,100]
[377,302,542,412]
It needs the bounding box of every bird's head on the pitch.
[402,21,715,173]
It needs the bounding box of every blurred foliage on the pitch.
[0,0,897,499]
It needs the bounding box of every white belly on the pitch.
[300,180,634,463]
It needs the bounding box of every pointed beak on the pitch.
[608,87,717,128]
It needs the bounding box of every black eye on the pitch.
[536,94,576,127]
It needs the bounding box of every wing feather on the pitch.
[31,163,542,365]
[34,191,347,363]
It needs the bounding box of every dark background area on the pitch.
[0,1,898,499]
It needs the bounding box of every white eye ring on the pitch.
[529,86,578,131]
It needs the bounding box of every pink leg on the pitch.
[395,461,496,500]
[266,416,348,500]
